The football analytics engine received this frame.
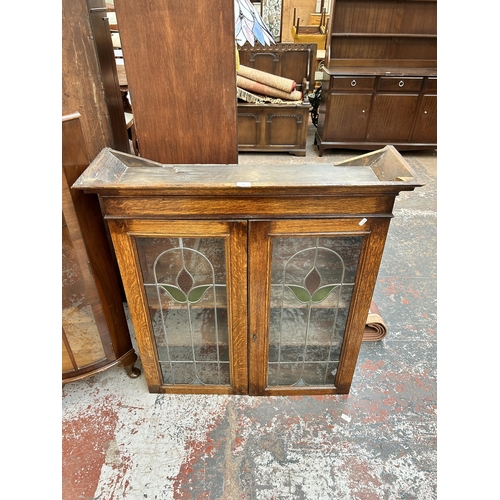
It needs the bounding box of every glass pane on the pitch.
[268,235,363,387]
[136,237,230,386]
[62,215,106,372]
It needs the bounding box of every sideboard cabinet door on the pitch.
[107,219,249,394]
[367,93,420,143]
[322,93,372,142]
[411,94,437,144]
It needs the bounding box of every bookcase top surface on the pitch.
[72,146,423,196]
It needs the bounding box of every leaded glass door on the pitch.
[108,219,248,394]
[248,218,388,395]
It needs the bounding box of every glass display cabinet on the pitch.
[72,146,422,395]
[62,113,141,383]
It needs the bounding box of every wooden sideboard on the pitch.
[73,145,422,395]
[315,0,437,154]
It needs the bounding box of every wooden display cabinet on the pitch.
[315,0,437,154]
[73,146,422,395]
[62,113,141,383]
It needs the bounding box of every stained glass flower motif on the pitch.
[287,265,339,304]
[160,267,211,304]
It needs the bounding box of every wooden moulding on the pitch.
[72,145,423,200]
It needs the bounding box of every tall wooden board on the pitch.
[114,0,238,164]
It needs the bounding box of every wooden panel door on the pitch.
[367,94,419,143]
[113,0,238,164]
[322,93,372,141]
[411,94,437,144]
[107,219,249,394]
[248,218,390,396]
[266,111,307,147]
[237,111,262,147]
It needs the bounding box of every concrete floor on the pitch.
[62,122,437,499]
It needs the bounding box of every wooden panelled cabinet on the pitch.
[62,114,141,383]
[73,146,422,395]
[315,0,437,154]
[236,43,317,156]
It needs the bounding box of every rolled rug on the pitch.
[236,75,302,101]
[362,301,388,341]
[238,64,296,93]
[237,87,299,105]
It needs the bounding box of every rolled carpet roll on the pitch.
[236,75,302,101]
[238,64,296,93]
[362,301,388,342]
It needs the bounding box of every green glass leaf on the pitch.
[287,285,311,304]
[160,285,187,303]
[188,285,211,303]
[311,284,338,303]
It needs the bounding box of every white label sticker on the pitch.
[236,182,252,188]
[359,218,368,226]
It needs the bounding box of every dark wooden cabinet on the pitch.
[62,113,141,383]
[237,105,310,155]
[315,0,437,154]
[236,43,317,156]
[73,145,422,396]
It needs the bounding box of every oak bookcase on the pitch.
[73,146,422,395]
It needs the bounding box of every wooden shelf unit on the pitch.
[315,0,437,153]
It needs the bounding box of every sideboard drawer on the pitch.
[424,77,437,91]
[378,77,423,92]
[331,76,376,91]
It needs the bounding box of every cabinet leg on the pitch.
[120,350,141,378]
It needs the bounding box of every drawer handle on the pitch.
[351,79,357,87]
[398,80,405,87]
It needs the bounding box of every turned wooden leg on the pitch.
[120,350,141,378]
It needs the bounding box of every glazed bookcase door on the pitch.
[108,219,249,394]
[248,218,390,396]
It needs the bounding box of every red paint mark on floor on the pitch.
[361,359,385,372]
[172,411,227,498]
[62,395,120,500]
[346,457,384,498]
[379,278,398,296]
